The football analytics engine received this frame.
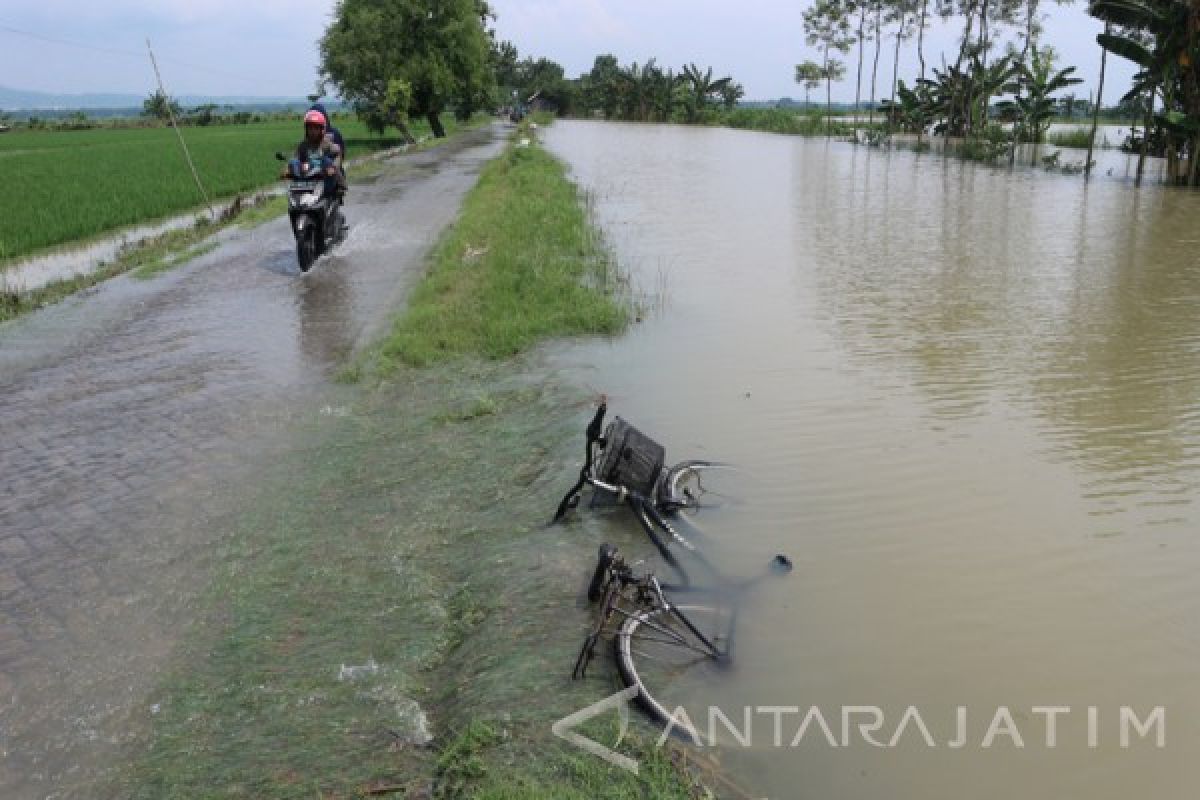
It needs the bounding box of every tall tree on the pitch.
[319,0,494,138]
[142,90,181,122]
[870,0,885,123]
[889,0,920,127]
[490,39,520,89]
[805,0,855,132]
[853,0,871,112]
[585,54,623,118]
[795,60,825,107]
[1085,18,1111,178]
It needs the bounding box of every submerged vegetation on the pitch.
[1047,126,1098,148]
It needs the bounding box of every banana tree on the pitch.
[878,79,935,138]
[1089,0,1200,185]
[997,46,1083,165]
[968,51,1019,132]
[681,63,732,122]
[921,62,976,136]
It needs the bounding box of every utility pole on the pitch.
[147,39,214,218]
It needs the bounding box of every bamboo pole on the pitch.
[146,39,214,218]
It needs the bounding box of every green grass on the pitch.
[720,107,853,136]
[1046,126,1096,149]
[0,114,467,264]
[957,136,1010,163]
[131,240,220,279]
[371,135,629,369]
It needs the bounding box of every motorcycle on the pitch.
[275,152,345,272]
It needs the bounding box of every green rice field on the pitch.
[0,116,450,264]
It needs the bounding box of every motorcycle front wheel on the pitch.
[297,226,317,272]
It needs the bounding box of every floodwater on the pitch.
[543,120,1200,799]
[0,125,504,798]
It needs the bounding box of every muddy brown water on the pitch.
[0,125,505,799]
[543,120,1200,799]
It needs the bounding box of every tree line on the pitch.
[308,0,1194,186]
[496,53,746,123]
[313,0,744,133]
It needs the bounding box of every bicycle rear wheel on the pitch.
[614,603,733,740]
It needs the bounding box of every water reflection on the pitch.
[297,258,355,370]
[795,140,1200,519]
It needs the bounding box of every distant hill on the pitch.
[0,85,315,112]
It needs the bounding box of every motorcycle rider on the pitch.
[308,102,346,162]
[283,109,345,194]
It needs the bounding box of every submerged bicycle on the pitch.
[552,400,732,575]
[573,542,738,740]
[553,401,791,738]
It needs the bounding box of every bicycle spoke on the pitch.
[626,634,718,657]
[627,615,699,649]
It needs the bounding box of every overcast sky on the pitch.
[1,0,1136,104]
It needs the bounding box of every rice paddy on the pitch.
[0,116,446,264]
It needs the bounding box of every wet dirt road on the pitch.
[0,124,504,798]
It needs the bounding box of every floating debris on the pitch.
[337,658,380,682]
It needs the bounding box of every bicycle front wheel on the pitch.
[615,603,733,739]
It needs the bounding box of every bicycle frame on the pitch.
[573,550,728,681]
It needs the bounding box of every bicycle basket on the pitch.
[596,417,665,497]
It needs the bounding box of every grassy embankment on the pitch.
[0,115,484,323]
[118,127,725,799]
